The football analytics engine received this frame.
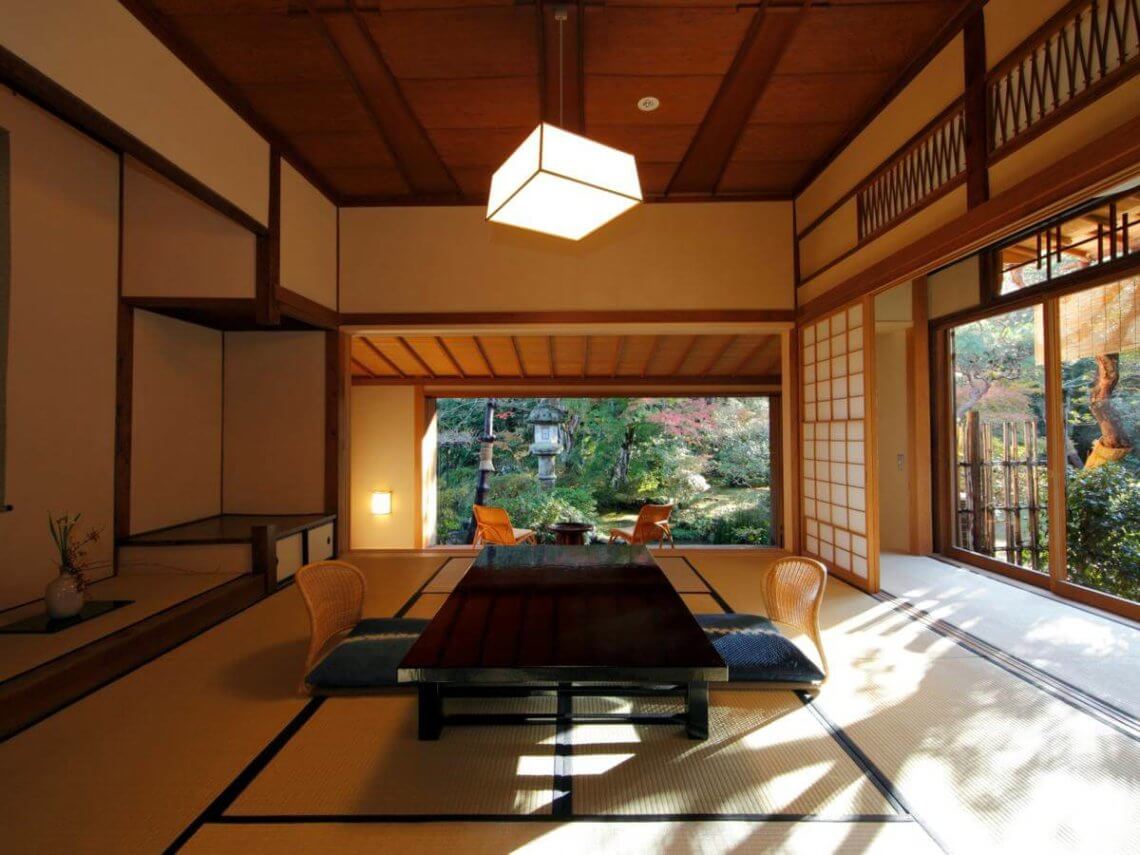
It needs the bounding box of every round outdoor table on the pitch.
[550,522,595,546]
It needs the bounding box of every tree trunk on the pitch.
[611,426,634,488]
[1085,353,1132,468]
[956,377,990,419]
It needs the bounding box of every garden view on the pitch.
[952,276,1139,603]
[435,396,773,546]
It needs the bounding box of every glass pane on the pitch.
[999,194,1140,295]
[1060,277,1140,603]
[951,308,1049,572]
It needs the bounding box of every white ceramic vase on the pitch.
[46,573,84,619]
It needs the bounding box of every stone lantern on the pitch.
[527,400,566,488]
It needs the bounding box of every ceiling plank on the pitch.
[539,1,584,133]
[548,337,557,377]
[667,2,811,196]
[304,0,459,198]
[351,356,377,378]
[396,337,437,377]
[641,335,661,377]
[582,336,591,377]
[472,336,497,378]
[119,0,340,204]
[611,336,626,377]
[703,335,737,375]
[669,335,699,375]
[435,336,466,378]
[511,335,527,376]
[361,337,406,378]
[728,337,773,376]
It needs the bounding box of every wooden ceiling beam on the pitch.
[582,336,591,378]
[351,356,377,378]
[305,0,459,198]
[611,336,627,377]
[511,335,528,376]
[355,374,782,389]
[548,337,557,377]
[472,336,497,378]
[666,2,810,196]
[538,1,585,134]
[703,335,738,375]
[641,336,661,378]
[120,0,339,205]
[669,335,699,375]
[396,337,437,377]
[435,337,466,378]
[730,337,779,376]
[361,337,406,378]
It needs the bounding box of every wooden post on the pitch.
[908,277,934,554]
[252,524,278,593]
[965,410,984,554]
[1042,298,1069,587]
[769,394,784,547]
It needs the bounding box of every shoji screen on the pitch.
[801,297,880,592]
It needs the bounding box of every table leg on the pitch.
[685,681,709,740]
[418,682,443,740]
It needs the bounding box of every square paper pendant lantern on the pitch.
[486,123,642,241]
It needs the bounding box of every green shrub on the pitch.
[671,502,772,545]
[1065,462,1140,602]
[486,479,598,543]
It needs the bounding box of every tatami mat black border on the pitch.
[680,556,734,613]
[873,589,1140,742]
[165,697,327,854]
[209,812,913,825]
[393,558,455,618]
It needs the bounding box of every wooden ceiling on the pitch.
[130,0,971,204]
[351,332,781,382]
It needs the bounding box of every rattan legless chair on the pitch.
[295,560,428,695]
[608,503,676,548]
[472,505,537,546]
[695,556,829,693]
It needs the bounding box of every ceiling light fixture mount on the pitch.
[637,96,660,112]
[486,4,642,241]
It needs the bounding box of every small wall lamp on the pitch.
[371,491,392,516]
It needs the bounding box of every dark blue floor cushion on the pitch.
[305,617,430,689]
[696,614,824,684]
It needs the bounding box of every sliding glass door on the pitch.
[1057,279,1139,605]
[950,308,1049,575]
[945,275,1139,617]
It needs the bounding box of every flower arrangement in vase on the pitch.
[45,512,102,619]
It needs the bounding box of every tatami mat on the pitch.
[423,558,472,593]
[570,690,895,818]
[880,552,1140,718]
[404,593,449,619]
[226,695,557,817]
[3,549,1137,852]
[181,818,940,854]
[813,580,1140,852]
[680,593,725,614]
[654,556,712,592]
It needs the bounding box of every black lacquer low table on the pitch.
[398,544,726,740]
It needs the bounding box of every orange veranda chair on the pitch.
[473,505,537,546]
[608,503,675,548]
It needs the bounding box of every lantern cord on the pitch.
[558,10,564,128]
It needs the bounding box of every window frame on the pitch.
[933,257,1140,622]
